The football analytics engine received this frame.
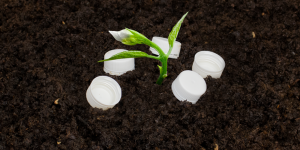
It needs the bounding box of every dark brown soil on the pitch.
[1,0,300,149]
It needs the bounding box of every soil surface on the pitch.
[1,0,300,149]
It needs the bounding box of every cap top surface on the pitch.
[178,71,206,96]
[91,87,114,105]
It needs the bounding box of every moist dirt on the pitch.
[1,0,300,149]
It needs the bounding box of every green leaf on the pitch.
[126,28,165,56]
[168,12,188,49]
[125,28,152,46]
[121,36,143,45]
[98,50,156,62]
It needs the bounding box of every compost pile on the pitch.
[1,0,300,149]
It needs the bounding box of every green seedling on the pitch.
[99,12,188,85]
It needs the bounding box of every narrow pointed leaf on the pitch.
[168,12,188,49]
[98,51,154,62]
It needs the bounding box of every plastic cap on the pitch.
[171,70,207,104]
[104,49,135,76]
[86,76,122,110]
[192,51,225,78]
[149,37,181,59]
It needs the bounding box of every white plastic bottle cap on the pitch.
[86,76,122,110]
[192,51,225,78]
[171,70,207,104]
[149,37,181,59]
[103,49,135,76]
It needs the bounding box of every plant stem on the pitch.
[150,42,165,56]
[147,40,170,85]
[156,56,168,85]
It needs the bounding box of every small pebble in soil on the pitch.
[54,99,59,105]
